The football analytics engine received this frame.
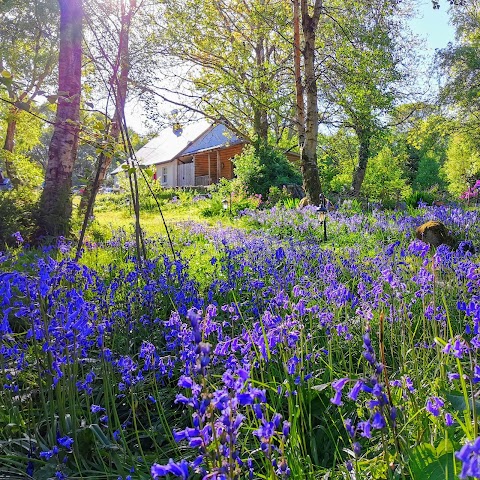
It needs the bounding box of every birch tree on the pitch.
[38,0,83,237]
[293,0,323,204]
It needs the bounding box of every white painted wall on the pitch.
[155,161,177,188]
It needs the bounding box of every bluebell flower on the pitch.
[445,413,454,426]
[425,396,444,417]
[39,446,59,460]
[456,437,480,479]
[371,411,386,429]
[151,459,189,479]
[12,231,24,244]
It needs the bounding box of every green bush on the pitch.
[0,188,39,247]
[233,143,302,198]
[413,155,444,191]
[361,145,411,202]
[0,151,44,189]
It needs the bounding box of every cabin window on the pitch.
[162,167,168,184]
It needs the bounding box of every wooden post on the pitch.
[208,152,211,182]
[193,154,196,186]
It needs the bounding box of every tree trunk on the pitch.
[293,0,305,142]
[2,107,20,188]
[352,130,371,197]
[37,0,82,238]
[253,35,269,144]
[253,107,269,144]
[79,1,132,213]
[296,0,323,205]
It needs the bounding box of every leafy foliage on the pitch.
[232,143,302,198]
[0,187,39,246]
[318,0,414,194]
[361,145,412,201]
[406,190,437,207]
[443,132,480,197]
[158,0,293,142]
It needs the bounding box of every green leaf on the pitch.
[1,70,12,78]
[409,442,437,471]
[34,463,58,480]
[88,424,124,472]
[409,443,456,480]
[89,423,111,446]
[423,453,455,480]
[445,391,480,413]
[434,337,447,348]
[436,438,456,456]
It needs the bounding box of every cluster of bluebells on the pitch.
[1,205,480,478]
[151,374,291,479]
[151,307,292,479]
[38,435,74,479]
[331,329,394,460]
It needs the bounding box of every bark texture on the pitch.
[253,36,269,143]
[2,106,20,188]
[294,0,323,205]
[38,0,82,238]
[351,129,371,197]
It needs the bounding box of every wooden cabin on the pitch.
[111,120,299,187]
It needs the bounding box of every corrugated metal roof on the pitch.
[111,120,243,174]
[137,119,211,167]
[182,123,242,155]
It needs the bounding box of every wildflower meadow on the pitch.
[1,203,480,479]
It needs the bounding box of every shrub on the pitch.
[413,154,444,191]
[361,145,411,202]
[233,143,302,197]
[0,151,44,189]
[0,187,39,247]
[443,132,480,197]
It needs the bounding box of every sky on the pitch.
[126,1,458,135]
[409,0,456,56]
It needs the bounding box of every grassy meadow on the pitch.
[1,191,480,479]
